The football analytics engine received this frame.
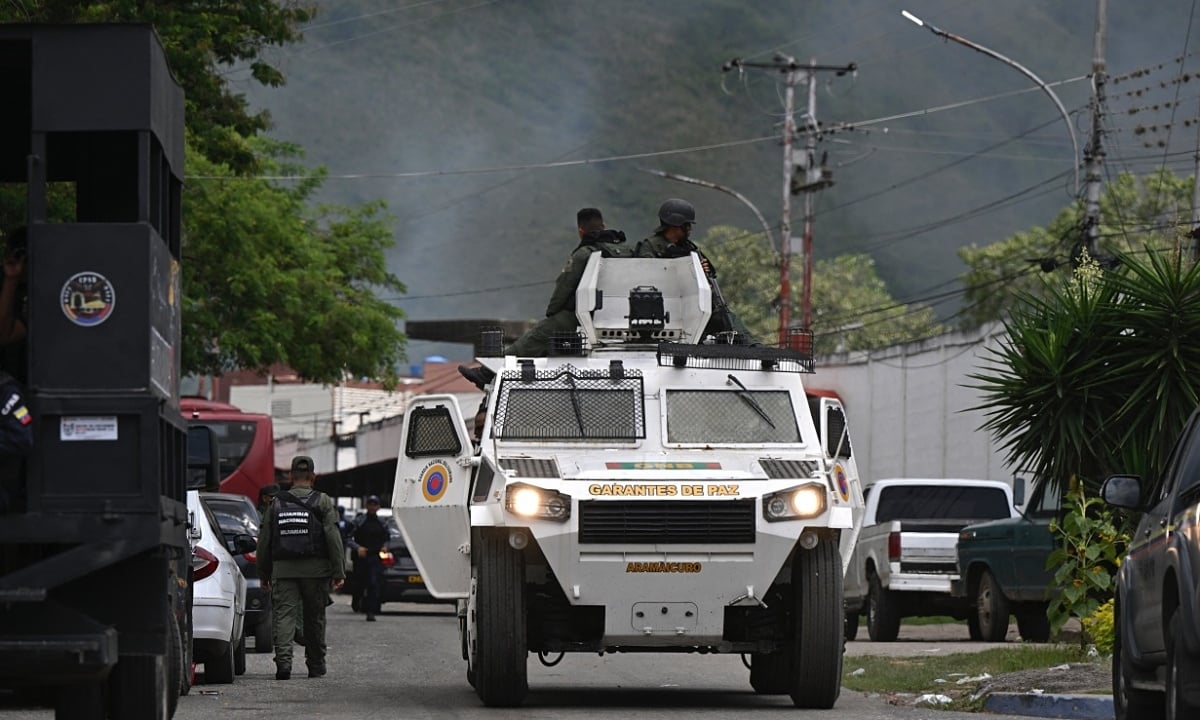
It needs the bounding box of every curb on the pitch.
[982,692,1113,719]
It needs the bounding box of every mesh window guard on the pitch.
[494,365,645,441]
[404,405,464,458]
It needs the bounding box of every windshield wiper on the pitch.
[727,374,776,429]
[564,373,586,436]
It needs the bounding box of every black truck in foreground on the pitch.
[0,24,190,719]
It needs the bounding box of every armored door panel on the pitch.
[391,395,472,599]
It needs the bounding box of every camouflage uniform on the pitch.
[256,486,346,674]
[635,231,757,344]
[506,243,602,357]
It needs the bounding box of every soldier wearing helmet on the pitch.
[636,199,757,344]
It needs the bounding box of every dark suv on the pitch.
[1103,406,1200,720]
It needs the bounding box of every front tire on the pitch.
[844,611,860,642]
[473,530,528,707]
[1167,610,1199,720]
[233,636,246,676]
[750,652,790,694]
[1016,610,1051,643]
[108,654,170,720]
[1114,597,1163,720]
[788,538,843,709]
[975,570,1009,642]
[866,573,900,642]
[205,638,236,685]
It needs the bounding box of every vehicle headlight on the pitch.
[763,483,827,522]
[504,483,571,522]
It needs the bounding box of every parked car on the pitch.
[1103,406,1200,720]
[347,509,446,610]
[200,491,272,653]
[844,478,1017,641]
[951,475,1072,643]
[187,490,248,683]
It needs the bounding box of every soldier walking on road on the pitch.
[257,456,346,680]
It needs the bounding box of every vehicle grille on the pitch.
[578,499,756,544]
[498,457,559,478]
[759,458,820,479]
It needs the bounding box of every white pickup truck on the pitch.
[843,478,1017,642]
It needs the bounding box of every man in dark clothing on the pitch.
[257,456,345,680]
[635,198,757,344]
[347,495,390,622]
[257,483,280,521]
[459,208,631,389]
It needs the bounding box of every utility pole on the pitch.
[800,59,820,333]
[723,56,853,341]
[1082,0,1107,257]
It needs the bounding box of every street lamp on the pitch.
[901,10,1080,195]
[639,168,779,256]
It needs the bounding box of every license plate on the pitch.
[407,575,423,584]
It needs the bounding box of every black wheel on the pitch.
[866,573,900,642]
[234,636,246,676]
[205,638,236,685]
[254,617,273,654]
[1017,610,1051,643]
[53,682,105,720]
[473,530,528,707]
[108,654,171,720]
[167,610,183,715]
[1167,610,1199,720]
[975,570,1010,642]
[1114,598,1163,720]
[844,611,860,642]
[967,611,983,640]
[749,652,790,694]
[788,538,842,709]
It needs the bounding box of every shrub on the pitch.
[1082,598,1115,655]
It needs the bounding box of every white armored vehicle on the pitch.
[392,255,864,708]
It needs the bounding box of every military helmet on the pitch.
[657,198,696,227]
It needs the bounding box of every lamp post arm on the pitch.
[903,12,1081,196]
[639,168,780,259]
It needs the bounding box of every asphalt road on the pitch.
[0,598,1037,719]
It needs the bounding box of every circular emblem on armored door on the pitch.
[421,461,451,503]
[61,272,116,327]
[834,463,850,501]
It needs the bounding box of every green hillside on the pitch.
[237,0,1189,350]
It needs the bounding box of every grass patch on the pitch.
[843,645,1089,697]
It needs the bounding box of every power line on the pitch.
[188,134,779,181]
[1152,0,1198,212]
[817,112,1078,219]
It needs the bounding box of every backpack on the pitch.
[579,229,637,259]
[272,490,328,560]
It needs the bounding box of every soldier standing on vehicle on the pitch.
[257,456,345,680]
[347,495,390,622]
[459,207,632,389]
[635,198,757,344]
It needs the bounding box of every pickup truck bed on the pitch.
[844,479,1017,642]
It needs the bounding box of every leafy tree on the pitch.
[970,248,1200,490]
[700,225,943,353]
[958,169,1194,327]
[183,139,405,386]
[0,0,316,173]
[0,4,410,385]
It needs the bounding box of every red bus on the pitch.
[181,397,276,503]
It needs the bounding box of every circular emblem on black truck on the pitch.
[60,272,116,327]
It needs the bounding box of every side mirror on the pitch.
[1101,474,1143,510]
[1012,476,1026,507]
[232,533,257,555]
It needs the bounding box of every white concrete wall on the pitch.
[811,323,1017,486]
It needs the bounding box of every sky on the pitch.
[232,0,1200,366]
